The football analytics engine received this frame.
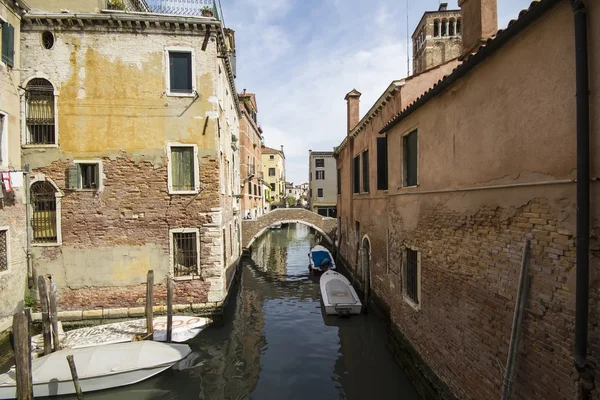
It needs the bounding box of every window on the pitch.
[434,20,440,37]
[254,184,257,196]
[168,144,199,194]
[337,168,341,195]
[25,78,56,145]
[315,159,324,168]
[0,113,6,167]
[31,181,58,244]
[171,229,199,277]
[268,168,275,177]
[317,188,323,198]
[403,248,421,308]
[67,161,102,191]
[1,21,15,67]
[42,31,54,49]
[0,228,7,272]
[248,183,252,195]
[316,170,325,180]
[449,19,455,36]
[269,155,274,160]
[403,130,418,187]
[167,48,195,96]
[457,18,462,34]
[377,137,388,190]
[222,228,227,266]
[270,183,275,191]
[441,19,448,36]
[289,189,292,194]
[353,155,360,194]
[355,221,360,246]
[362,150,369,193]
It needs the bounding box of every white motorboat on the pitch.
[0,341,191,398]
[320,271,362,316]
[31,316,211,355]
[308,245,337,275]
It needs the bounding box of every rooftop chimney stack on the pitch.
[344,89,362,135]
[458,0,498,58]
[438,2,448,11]
[280,145,284,153]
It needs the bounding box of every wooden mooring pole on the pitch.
[167,274,173,343]
[66,355,84,399]
[49,283,59,352]
[145,270,154,340]
[37,275,52,355]
[12,311,33,400]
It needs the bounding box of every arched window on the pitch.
[456,18,462,34]
[441,19,448,36]
[31,181,57,243]
[449,18,455,36]
[434,20,440,37]
[25,78,56,145]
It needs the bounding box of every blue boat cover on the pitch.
[311,250,332,267]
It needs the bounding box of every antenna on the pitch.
[406,0,410,76]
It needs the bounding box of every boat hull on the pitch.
[0,364,173,399]
[308,245,336,275]
[319,271,362,316]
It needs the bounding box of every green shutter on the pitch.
[6,24,14,67]
[66,163,80,190]
[1,22,8,65]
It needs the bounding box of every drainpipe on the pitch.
[570,0,594,397]
[24,164,33,289]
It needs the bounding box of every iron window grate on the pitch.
[0,230,7,272]
[173,232,198,277]
[405,249,419,304]
[31,182,57,243]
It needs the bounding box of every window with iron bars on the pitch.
[25,78,56,145]
[0,229,7,272]
[403,248,420,306]
[172,231,198,277]
[31,181,57,244]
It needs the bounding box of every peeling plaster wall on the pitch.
[337,2,599,400]
[19,21,241,309]
[0,2,27,323]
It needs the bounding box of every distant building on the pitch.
[239,90,264,219]
[412,2,462,75]
[308,150,336,217]
[261,146,286,208]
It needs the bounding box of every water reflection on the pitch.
[60,223,418,400]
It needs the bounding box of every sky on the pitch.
[222,0,535,185]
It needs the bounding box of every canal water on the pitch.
[64,223,420,399]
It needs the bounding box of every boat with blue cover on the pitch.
[308,245,336,275]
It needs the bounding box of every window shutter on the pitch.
[66,163,80,190]
[6,24,14,68]
[1,22,9,65]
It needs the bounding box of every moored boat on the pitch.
[31,316,211,355]
[0,341,192,398]
[319,270,362,316]
[308,245,336,275]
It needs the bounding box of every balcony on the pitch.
[247,164,256,177]
[106,0,220,19]
[257,171,264,181]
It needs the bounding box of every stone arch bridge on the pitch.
[242,208,337,249]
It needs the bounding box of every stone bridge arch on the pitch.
[242,208,337,249]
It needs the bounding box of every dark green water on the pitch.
[60,224,420,399]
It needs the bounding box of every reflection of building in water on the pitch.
[252,229,288,276]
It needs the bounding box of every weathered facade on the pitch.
[261,145,285,207]
[412,3,463,75]
[308,150,337,217]
[0,0,29,332]
[336,1,599,399]
[238,89,264,219]
[20,7,242,313]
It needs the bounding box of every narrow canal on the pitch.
[70,224,419,399]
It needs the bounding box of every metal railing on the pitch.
[106,0,220,19]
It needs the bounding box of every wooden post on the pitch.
[12,311,33,400]
[49,283,59,352]
[66,355,83,399]
[166,274,173,343]
[37,275,51,355]
[145,270,154,339]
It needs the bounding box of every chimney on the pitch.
[280,145,284,153]
[344,89,362,135]
[438,2,448,11]
[459,0,498,58]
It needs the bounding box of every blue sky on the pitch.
[223,0,534,185]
